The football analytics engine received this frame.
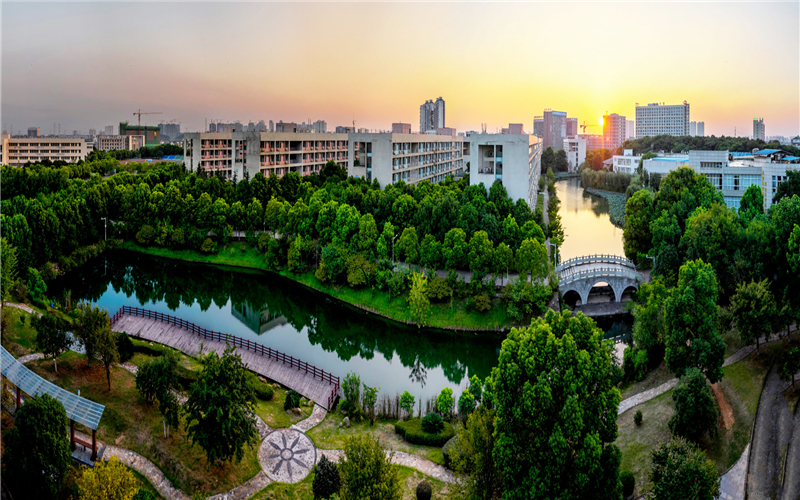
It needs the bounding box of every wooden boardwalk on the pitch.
[113,314,337,408]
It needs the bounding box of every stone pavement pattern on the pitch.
[259,428,317,483]
[718,444,749,500]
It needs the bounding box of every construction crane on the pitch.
[580,121,598,134]
[133,109,162,137]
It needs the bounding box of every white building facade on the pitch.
[563,136,586,172]
[1,134,91,166]
[463,133,542,207]
[635,101,690,138]
[612,149,642,174]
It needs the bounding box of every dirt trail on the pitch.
[712,382,734,430]
[746,365,794,500]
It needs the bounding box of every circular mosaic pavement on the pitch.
[258,428,317,483]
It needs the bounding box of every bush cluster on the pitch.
[284,389,301,410]
[395,417,455,447]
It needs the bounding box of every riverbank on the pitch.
[583,187,626,227]
[117,241,514,334]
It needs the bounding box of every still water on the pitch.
[555,178,625,260]
[52,251,500,401]
[52,179,629,400]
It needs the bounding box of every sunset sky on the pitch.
[2,2,798,137]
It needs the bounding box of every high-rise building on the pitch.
[578,134,604,151]
[120,122,161,146]
[533,117,544,138]
[275,121,297,133]
[103,125,114,136]
[159,122,181,142]
[697,122,705,137]
[27,127,40,137]
[542,109,568,150]
[502,124,524,135]
[626,120,635,140]
[602,113,626,151]
[335,126,355,134]
[392,123,411,134]
[566,118,578,138]
[690,121,697,136]
[753,118,766,141]
[269,120,274,132]
[635,101,690,138]
[89,128,97,137]
[420,97,445,133]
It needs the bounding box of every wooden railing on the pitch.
[110,306,340,410]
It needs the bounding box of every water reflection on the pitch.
[51,251,501,400]
[555,178,625,260]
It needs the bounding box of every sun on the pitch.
[599,116,604,127]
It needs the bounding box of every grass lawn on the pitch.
[251,464,448,500]
[620,360,675,401]
[307,412,446,466]
[1,307,39,357]
[27,352,261,497]
[254,385,313,428]
[121,241,513,332]
[615,390,675,497]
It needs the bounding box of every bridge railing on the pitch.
[556,254,635,273]
[110,305,340,410]
[559,266,642,286]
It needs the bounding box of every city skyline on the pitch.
[2,2,798,137]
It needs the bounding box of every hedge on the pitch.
[442,435,459,468]
[395,418,455,447]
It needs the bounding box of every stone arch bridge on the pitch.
[556,254,646,305]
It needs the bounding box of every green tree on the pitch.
[630,280,669,363]
[0,238,19,300]
[500,215,522,250]
[136,350,182,438]
[779,347,800,389]
[74,302,110,368]
[396,227,420,264]
[399,391,416,420]
[555,149,568,172]
[520,220,546,245]
[680,203,741,296]
[362,384,380,426]
[669,368,719,443]
[339,435,401,500]
[730,279,777,352]
[313,454,342,500]
[491,310,622,500]
[437,387,454,418]
[468,230,494,274]
[788,224,800,275]
[664,259,726,383]
[623,189,654,262]
[493,242,514,279]
[541,147,556,174]
[407,272,430,328]
[515,238,548,283]
[773,169,800,203]
[468,374,483,403]
[3,393,72,500]
[648,438,720,500]
[458,390,477,417]
[76,456,138,500]
[738,184,763,222]
[357,213,379,257]
[94,318,120,391]
[392,194,418,230]
[419,234,443,270]
[185,345,258,465]
[33,313,72,373]
[27,267,47,302]
[448,406,501,500]
[443,228,468,270]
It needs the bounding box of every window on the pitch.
[705,173,722,190]
[700,162,723,168]
[723,174,760,191]
[724,196,741,210]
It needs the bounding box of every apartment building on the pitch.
[542,109,568,151]
[612,149,642,174]
[753,118,765,141]
[533,117,544,138]
[95,134,145,152]
[183,131,349,179]
[697,122,705,137]
[578,134,604,151]
[626,120,635,140]
[420,97,445,133]
[27,127,40,137]
[603,113,627,151]
[463,133,542,207]
[392,123,411,134]
[348,132,463,186]
[566,118,578,138]
[563,136,586,172]
[642,149,800,211]
[690,121,697,137]
[635,101,690,138]
[1,134,91,166]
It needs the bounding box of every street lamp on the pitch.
[549,242,559,266]
[645,254,656,271]
[101,217,107,241]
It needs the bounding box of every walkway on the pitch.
[2,302,41,317]
[718,444,749,500]
[112,312,337,409]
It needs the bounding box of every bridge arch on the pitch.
[557,255,645,305]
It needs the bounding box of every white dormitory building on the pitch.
[1,133,92,166]
[95,135,145,152]
[641,149,800,211]
[563,136,586,172]
[635,101,691,138]
[612,149,642,174]
[462,132,542,208]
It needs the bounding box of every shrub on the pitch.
[312,454,341,499]
[416,481,432,500]
[669,368,719,442]
[341,372,361,418]
[620,471,635,498]
[634,410,643,426]
[136,225,155,245]
[115,331,134,363]
[133,490,156,500]
[437,387,454,417]
[623,346,648,382]
[388,270,409,297]
[426,277,452,302]
[339,435,401,500]
[421,412,444,434]
[248,375,274,401]
[200,237,217,254]
[395,418,455,447]
[284,390,301,411]
[468,293,492,313]
[458,390,476,417]
[441,435,459,468]
[171,228,185,247]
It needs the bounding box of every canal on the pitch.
[52,178,630,400]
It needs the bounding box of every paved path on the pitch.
[316,449,455,484]
[17,353,44,364]
[113,314,336,408]
[618,332,790,415]
[2,302,41,317]
[718,444,749,500]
